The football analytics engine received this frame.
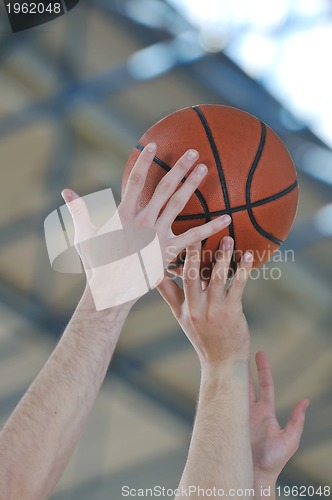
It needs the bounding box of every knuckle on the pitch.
[136,210,152,227]
[181,163,190,174]
[177,158,190,172]
[128,173,143,188]
[182,270,192,285]
[233,271,247,288]
[214,249,223,261]
[189,310,200,324]
[206,307,219,325]
[211,266,226,283]
[225,296,243,316]
[233,279,245,291]
[168,194,181,208]
[156,179,171,196]
[211,274,223,285]
[70,201,83,217]
[188,228,201,243]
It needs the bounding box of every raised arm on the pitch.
[0,145,231,500]
[158,236,254,498]
[0,288,130,500]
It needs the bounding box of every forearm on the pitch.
[176,361,254,499]
[254,472,276,500]
[0,287,130,500]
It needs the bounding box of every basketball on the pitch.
[121,104,298,276]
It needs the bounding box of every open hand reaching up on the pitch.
[250,351,309,493]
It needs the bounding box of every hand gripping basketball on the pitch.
[122,105,298,277]
[62,143,231,309]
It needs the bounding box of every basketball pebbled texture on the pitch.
[121,104,298,277]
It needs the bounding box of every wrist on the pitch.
[198,348,250,370]
[201,357,249,373]
[254,469,277,498]
[77,285,133,318]
[200,358,249,387]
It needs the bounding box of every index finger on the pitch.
[249,364,257,404]
[183,242,202,306]
[157,271,184,317]
[121,143,157,214]
[256,351,275,407]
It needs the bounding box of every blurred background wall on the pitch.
[0,1,331,498]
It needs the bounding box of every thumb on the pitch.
[61,189,93,238]
[284,399,309,449]
[156,271,184,316]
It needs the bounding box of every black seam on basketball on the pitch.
[251,180,298,208]
[174,180,298,221]
[246,122,283,246]
[137,122,294,252]
[192,105,237,270]
[135,143,210,247]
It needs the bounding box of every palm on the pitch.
[251,400,291,474]
[249,352,308,478]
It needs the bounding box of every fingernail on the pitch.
[196,163,207,176]
[221,236,232,250]
[147,142,157,152]
[61,189,72,202]
[187,149,198,161]
[243,251,253,263]
[217,214,231,226]
[305,400,310,410]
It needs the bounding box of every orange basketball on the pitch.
[121,105,298,277]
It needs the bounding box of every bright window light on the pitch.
[167,0,332,147]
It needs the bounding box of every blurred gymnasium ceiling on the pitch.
[0,1,331,499]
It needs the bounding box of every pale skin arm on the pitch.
[0,144,231,500]
[180,360,252,496]
[249,351,309,499]
[0,290,129,500]
[158,236,254,497]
